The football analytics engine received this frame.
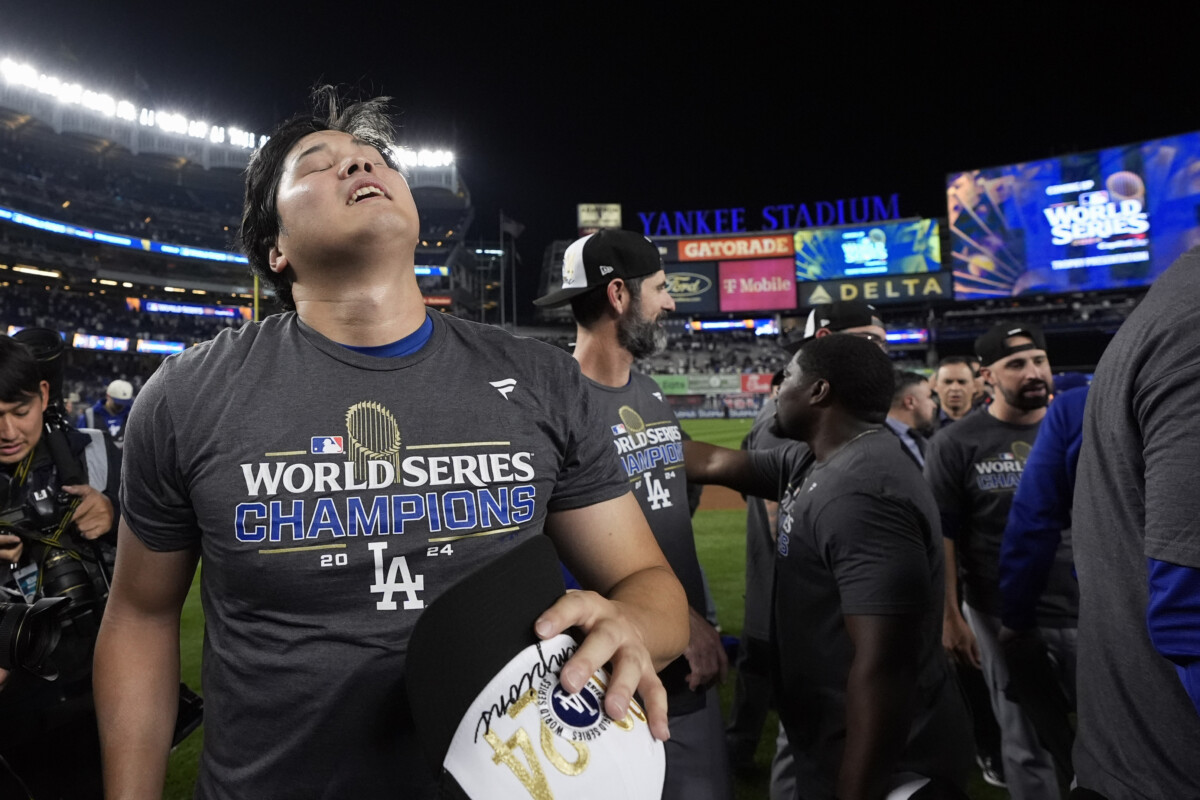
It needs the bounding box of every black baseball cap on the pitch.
[533,230,663,307]
[406,534,666,798]
[781,300,884,353]
[974,323,1047,366]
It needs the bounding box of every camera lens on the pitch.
[40,551,95,607]
[0,597,67,680]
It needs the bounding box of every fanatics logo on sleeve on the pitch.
[311,436,344,454]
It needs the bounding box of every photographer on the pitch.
[0,333,119,800]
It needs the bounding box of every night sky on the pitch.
[3,3,1198,310]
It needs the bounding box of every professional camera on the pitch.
[0,597,67,680]
[0,478,110,642]
[0,329,111,657]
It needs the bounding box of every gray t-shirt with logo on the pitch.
[925,410,1078,624]
[121,311,628,799]
[584,371,706,714]
[751,430,972,794]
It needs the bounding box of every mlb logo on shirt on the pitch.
[1000,452,1014,460]
[611,424,627,435]
[312,436,344,454]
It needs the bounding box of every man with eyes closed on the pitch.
[93,90,687,800]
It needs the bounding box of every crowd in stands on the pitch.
[0,283,247,404]
[638,329,789,375]
[0,134,242,253]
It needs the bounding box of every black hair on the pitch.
[240,86,398,310]
[568,273,649,328]
[795,333,895,423]
[892,370,928,405]
[937,355,977,377]
[0,336,44,403]
[770,369,786,388]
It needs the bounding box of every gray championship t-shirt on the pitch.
[925,410,1078,624]
[754,429,971,795]
[1072,251,1200,798]
[120,311,629,800]
[585,371,707,715]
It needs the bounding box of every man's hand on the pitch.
[683,607,728,691]
[534,589,671,742]
[0,533,22,564]
[943,609,981,669]
[62,484,114,540]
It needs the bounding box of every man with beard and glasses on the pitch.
[534,229,733,800]
[924,323,1077,800]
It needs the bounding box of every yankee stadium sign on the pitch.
[637,194,901,237]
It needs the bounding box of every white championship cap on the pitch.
[443,633,665,798]
[406,535,665,799]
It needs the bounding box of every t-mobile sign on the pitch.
[718,258,797,312]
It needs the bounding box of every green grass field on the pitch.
[164,417,1001,798]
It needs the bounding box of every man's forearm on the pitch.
[943,537,962,618]
[94,610,185,797]
[764,499,780,543]
[682,440,774,498]
[605,564,688,671]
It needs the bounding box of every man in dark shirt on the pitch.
[925,323,1076,800]
[687,334,971,800]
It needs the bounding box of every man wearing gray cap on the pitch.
[924,323,1076,799]
[535,229,733,800]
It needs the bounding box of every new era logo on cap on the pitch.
[534,230,664,307]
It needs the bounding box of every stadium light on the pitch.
[1,54,258,150]
[391,146,455,168]
[13,265,61,278]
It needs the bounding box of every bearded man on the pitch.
[535,230,733,799]
[924,323,1077,800]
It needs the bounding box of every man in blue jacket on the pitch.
[998,383,1088,784]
